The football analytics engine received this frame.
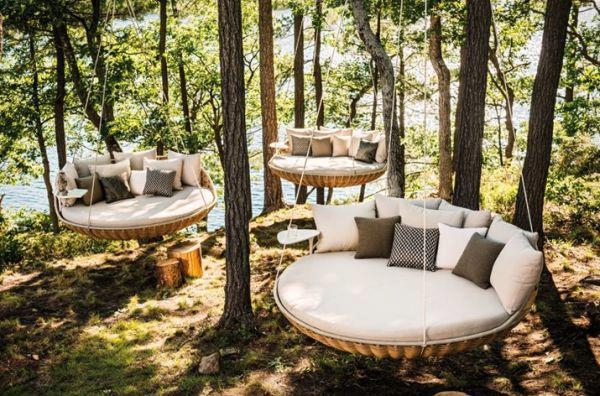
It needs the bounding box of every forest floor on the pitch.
[0,206,599,395]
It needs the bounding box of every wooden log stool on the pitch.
[156,258,183,288]
[167,241,203,278]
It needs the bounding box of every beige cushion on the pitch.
[88,159,131,180]
[332,135,351,157]
[375,194,442,218]
[490,232,543,314]
[168,150,202,187]
[143,158,183,190]
[73,154,111,177]
[398,201,464,229]
[436,223,488,269]
[129,170,147,196]
[61,186,214,229]
[311,136,333,157]
[270,155,385,177]
[375,134,387,163]
[113,148,156,171]
[487,216,539,247]
[276,251,510,343]
[438,200,492,228]
[76,175,104,206]
[312,201,376,253]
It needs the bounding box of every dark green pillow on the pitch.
[355,216,401,259]
[452,233,505,289]
[98,172,134,204]
[354,140,378,163]
[76,174,104,206]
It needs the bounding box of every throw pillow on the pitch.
[332,134,351,156]
[354,140,378,163]
[435,223,488,269]
[349,132,374,157]
[73,154,111,178]
[168,150,202,186]
[354,216,401,259]
[388,224,439,271]
[143,169,176,197]
[129,170,147,196]
[490,232,543,314]
[55,163,79,206]
[290,134,312,156]
[113,148,156,171]
[88,159,132,179]
[487,215,539,247]
[452,233,505,289]
[397,200,464,229]
[312,200,376,253]
[286,127,311,152]
[98,172,134,204]
[375,194,442,218]
[311,136,333,157]
[438,200,492,228]
[76,175,105,206]
[143,157,183,190]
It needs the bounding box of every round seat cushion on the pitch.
[270,155,385,177]
[61,186,214,229]
[275,252,511,344]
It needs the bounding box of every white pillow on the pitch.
[312,200,376,253]
[438,200,492,228]
[113,148,156,171]
[73,154,111,177]
[332,134,351,157]
[397,200,464,229]
[129,170,147,196]
[375,194,442,218]
[167,150,202,187]
[491,232,543,314]
[88,159,131,179]
[374,134,387,163]
[435,223,488,269]
[487,216,539,247]
[143,157,183,190]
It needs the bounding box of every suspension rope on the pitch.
[420,0,428,353]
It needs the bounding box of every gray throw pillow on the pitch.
[290,134,312,156]
[143,169,176,197]
[98,172,134,204]
[311,136,333,157]
[355,216,401,259]
[452,233,505,289]
[354,140,378,163]
[388,224,439,271]
[76,175,105,206]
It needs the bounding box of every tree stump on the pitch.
[168,241,203,278]
[156,258,183,288]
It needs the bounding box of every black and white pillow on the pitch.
[143,168,176,197]
[388,224,439,271]
[290,134,312,156]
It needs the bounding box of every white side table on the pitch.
[277,229,320,254]
[55,188,88,200]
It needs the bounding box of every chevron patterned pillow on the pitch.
[143,169,176,197]
[388,224,440,271]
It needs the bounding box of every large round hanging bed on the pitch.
[274,196,543,359]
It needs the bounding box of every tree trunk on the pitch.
[452,0,491,210]
[217,0,254,328]
[52,23,67,169]
[352,0,404,197]
[293,10,305,129]
[29,34,59,233]
[564,3,578,104]
[428,13,453,201]
[259,0,284,213]
[347,84,370,127]
[158,0,169,156]
[514,0,571,247]
[370,2,381,130]
[313,0,324,127]
[172,0,192,136]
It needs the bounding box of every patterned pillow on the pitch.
[388,224,439,271]
[354,140,378,163]
[290,134,312,156]
[143,169,176,197]
[98,172,134,204]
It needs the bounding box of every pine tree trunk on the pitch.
[217,0,254,328]
[313,0,324,127]
[452,0,491,210]
[52,23,67,169]
[259,0,284,213]
[352,0,404,197]
[514,0,571,247]
[428,14,453,201]
[158,0,169,156]
[294,10,305,129]
[564,3,578,104]
[172,0,192,136]
[370,3,381,130]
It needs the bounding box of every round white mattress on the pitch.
[275,252,511,344]
[61,186,214,229]
[270,155,385,177]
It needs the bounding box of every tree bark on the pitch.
[428,13,453,201]
[158,0,169,155]
[352,0,404,197]
[29,34,59,233]
[52,22,67,169]
[452,0,491,210]
[293,9,305,129]
[259,0,284,213]
[217,0,254,328]
[172,0,192,136]
[370,2,381,130]
[313,0,324,127]
[514,0,571,247]
[564,3,578,103]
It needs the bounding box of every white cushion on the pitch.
[61,186,214,228]
[88,159,132,179]
[113,148,156,171]
[143,157,183,190]
[73,154,111,178]
[129,170,147,196]
[438,200,492,228]
[375,194,442,218]
[375,134,387,163]
[490,232,543,314]
[332,134,351,157]
[167,150,202,187]
[436,223,488,269]
[487,216,539,247]
[276,251,510,343]
[270,155,385,177]
[397,202,464,229]
[312,201,376,253]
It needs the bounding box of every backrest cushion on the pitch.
[290,134,312,156]
[375,135,387,163]
[76,174,105,205]
[438,200,492,228]
[312,200,376,253]
[354,216,401,259]
[397,200,464,229]
[113,148,156,171]
[452,233,505,289]
[435,223,488,269]
[388,224,439,271]
[73,154,111,178]
[311,136,333,157]
[129,170,147,196]
[490,232,543,314]
[143,157,183,190]
[168,150,202,187]
[89,159,132,180]
[332,134,351,157]
[487,215,539,247]
[375,194,442,218]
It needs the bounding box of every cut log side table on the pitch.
[156,258,183,288]
[167,241,203,278]
[277,229,320,254]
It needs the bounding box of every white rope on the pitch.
[420,0,428,353]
